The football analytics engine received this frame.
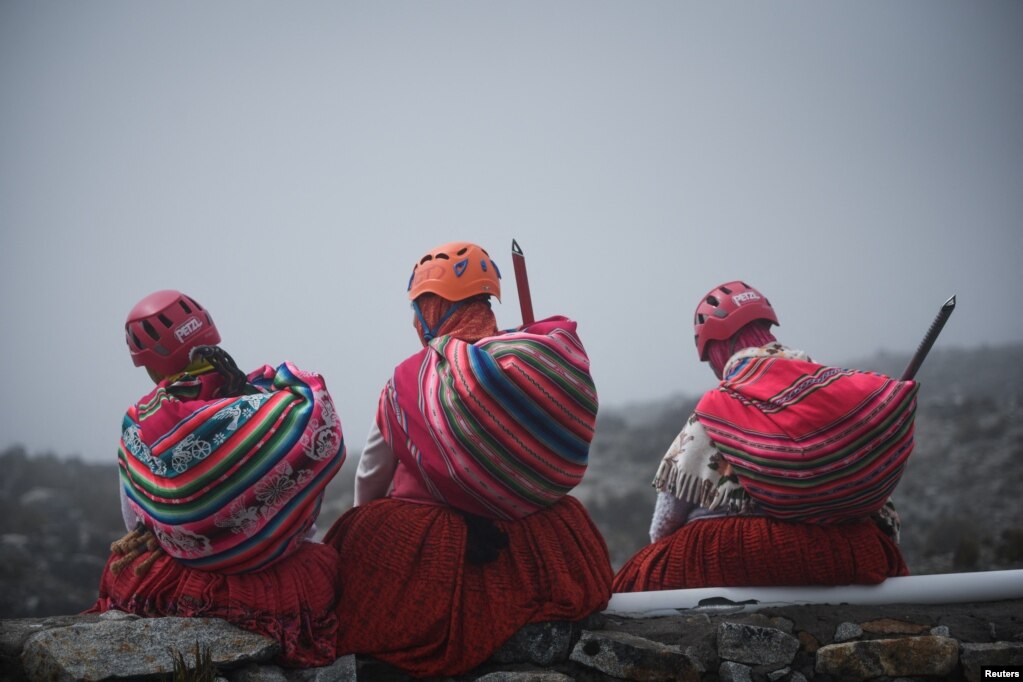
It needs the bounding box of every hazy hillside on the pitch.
[2,343,1021,618]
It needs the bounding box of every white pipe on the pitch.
[604,569,1023,616]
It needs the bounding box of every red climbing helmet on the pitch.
[125,290,220,376]
[407,241,501,302]
[694,281,778,361]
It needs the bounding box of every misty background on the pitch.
[2,2,1022,466]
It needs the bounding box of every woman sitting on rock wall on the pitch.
[613,281,912,592]
[325,241,613,678]
[88,290,346,667]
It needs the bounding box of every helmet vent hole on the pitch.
[158,313,173,327]
[420,255,433,264]
[696,314,706,324]
[142,320,160,341]
[706,295,719,306]
[130,332,142,349]
[720,286,732,295]
[178,300,192,314]
[456,247,468,256]
[435,253,450,260]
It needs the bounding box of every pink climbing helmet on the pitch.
[694,281,778,361]
[125,290,220,376]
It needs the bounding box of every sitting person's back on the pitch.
[613,281,913,592]
[325,241,613,678]
[89,289,346,667]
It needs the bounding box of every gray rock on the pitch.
[227,663,290,682]
[767,667,791,681]
[815,635,958,679]
[474,673,575,682]
[490,621,578,666]
[677,615,719,671]
[97,610,137,622]
[718,659,753,682]
[833,621,862,643]
[929,625,951,637]
[569,630,703,681]
[960,641,1023,682]
[286,655,357,682]
[20,616,279,682]
[717,622,800,669]
[860,618,930,636]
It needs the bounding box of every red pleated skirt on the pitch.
[86,541,340,667]
[324,495,613,679]
[612,516,908,593]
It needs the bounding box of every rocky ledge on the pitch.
[2,599,1022,682]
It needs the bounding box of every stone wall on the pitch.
[3,599,1022,681]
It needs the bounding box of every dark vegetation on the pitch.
[2,344,1021,618]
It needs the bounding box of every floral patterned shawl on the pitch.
[119,363,345,574]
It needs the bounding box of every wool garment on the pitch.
[705,319,777,379]
[118,362,345,574]
[611,515,908,593]
[325,495,613,678]
[413,293,500,345]
[378,316,598,520]
[86,540,340,667]
[695,353,918,523]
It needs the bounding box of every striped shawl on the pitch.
[119,363,346,574]
[694,354,918,523]
[378,316,598,520]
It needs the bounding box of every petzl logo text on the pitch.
[174,317,203,342]
[732,292,762,306]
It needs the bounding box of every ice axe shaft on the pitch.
[511,240,536,325]
[511,239,535,326]
[901,295,956,380]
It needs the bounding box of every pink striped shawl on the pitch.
[119,363,345,573]
[377,316,598,520]
[694,355,919,523]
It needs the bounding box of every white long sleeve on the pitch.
[649,490,695,544]
[354,420,398,506]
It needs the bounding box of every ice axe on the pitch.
[511,239,535,326]
[901,295,956,381]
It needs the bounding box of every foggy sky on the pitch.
[2,1,1022,463]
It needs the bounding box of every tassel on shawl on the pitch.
[651,415,756,515]
[109,525,165,577]
[652,457,751,513]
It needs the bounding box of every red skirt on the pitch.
[86,541,340,667]
[324,495,613,679]
[612,516,908,593]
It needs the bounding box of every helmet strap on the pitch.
[412,299,465,342]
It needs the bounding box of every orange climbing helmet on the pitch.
[694,281,778,361]
[125,289,221,377]
[407,241,501,302]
